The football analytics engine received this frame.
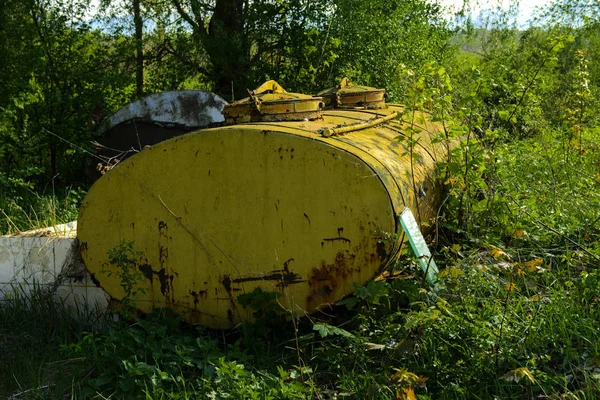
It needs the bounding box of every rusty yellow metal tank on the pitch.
[78,81,447,329]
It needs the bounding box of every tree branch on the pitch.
[171,0,204,35]
[163,39,211,76]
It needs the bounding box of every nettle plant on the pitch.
[562,49,593,150]
[103,240,148,318]
[398,63,496,237]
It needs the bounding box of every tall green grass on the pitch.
[0,187,84,235]
[0,283,108,399]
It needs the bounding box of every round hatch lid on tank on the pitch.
[223,80,325,124]
[317,78,387,110]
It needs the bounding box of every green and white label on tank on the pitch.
[399,208,439,285]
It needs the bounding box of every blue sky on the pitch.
[439,0,554,26]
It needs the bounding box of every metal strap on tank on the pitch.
[320,111,398,137]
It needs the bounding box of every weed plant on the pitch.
[0,186,84,235]
[0,283,107,398]
[62,310,316,399]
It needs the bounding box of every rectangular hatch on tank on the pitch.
[317,77,387,110]
[223,80,325,124]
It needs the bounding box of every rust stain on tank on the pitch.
[79,241,88,256]
[159,245,168,267]
[376,241,389,261]
[307,251,357,299]
[322,237,351,245]
[322,227,351,245]
[230,263,305,287]
[138,264,170,297]
[189,289,208,308]
[308,285,333,299]
[303,213,310,225]
[222,275,232,293]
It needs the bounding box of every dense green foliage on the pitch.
[0,0,453,233]
[1,0,600,398]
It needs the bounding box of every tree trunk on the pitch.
[206,0,248,100]
[169,0,249,99]
[133,0,144,97]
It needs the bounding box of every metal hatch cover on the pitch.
[223,80,325,124]
[317,78,387,110]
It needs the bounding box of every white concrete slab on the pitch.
[0,234,110,314]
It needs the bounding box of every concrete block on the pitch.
[0,232,110,317]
